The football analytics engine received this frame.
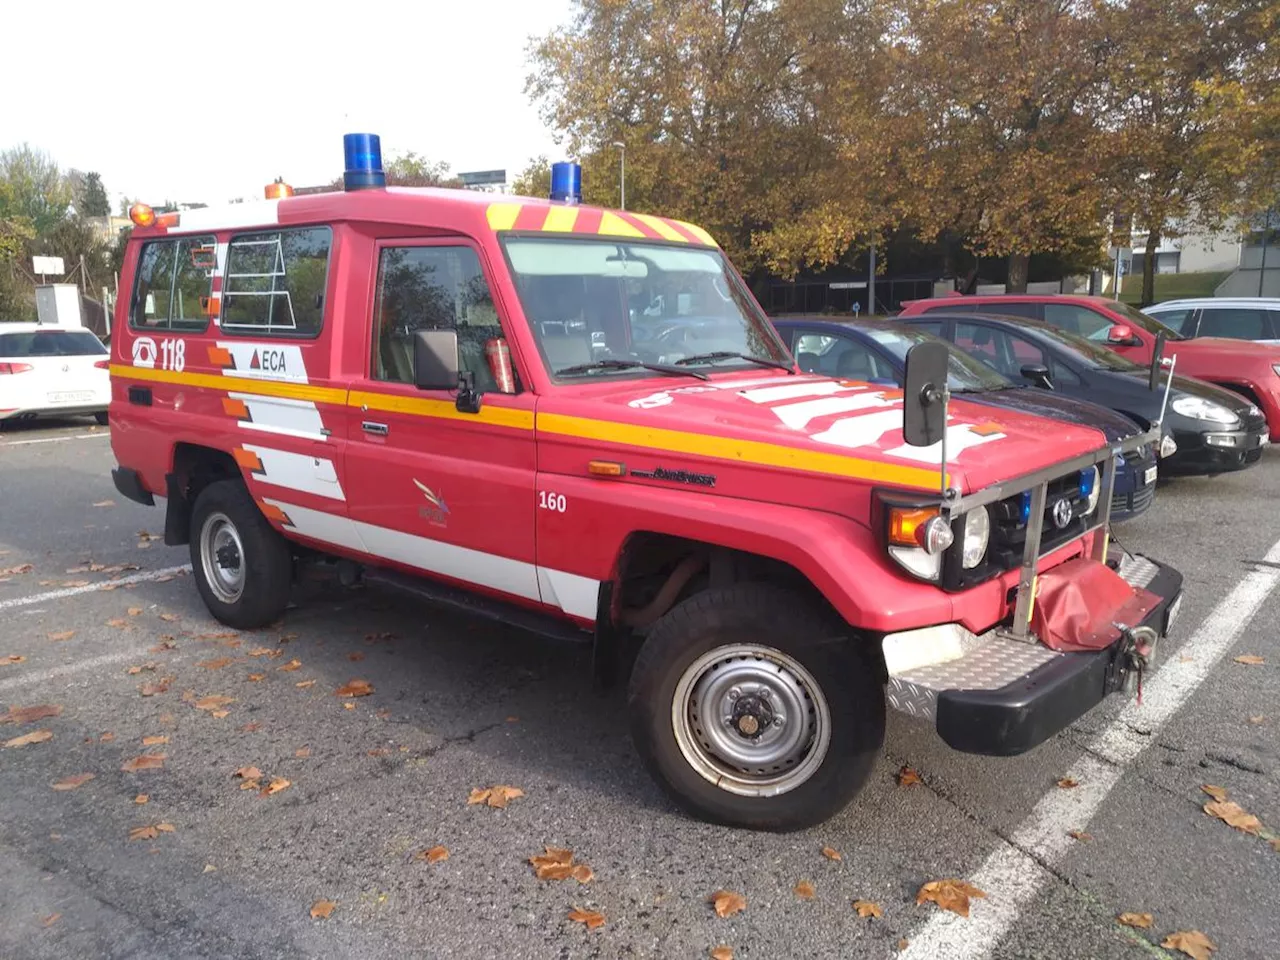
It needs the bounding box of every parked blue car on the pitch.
[772,317,1159,520]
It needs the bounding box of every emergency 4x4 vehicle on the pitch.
[108,138,1183,830]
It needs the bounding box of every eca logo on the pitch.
[132,336,157,369]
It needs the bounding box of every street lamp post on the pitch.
[611,141,626,210]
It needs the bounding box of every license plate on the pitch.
[48,391,93,403]
[1143,465,1158,485]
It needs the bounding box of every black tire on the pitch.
[627,583,884,831]
[94,411,109,425]
[189,479,293,629]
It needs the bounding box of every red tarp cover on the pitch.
[1030,557,1161,652]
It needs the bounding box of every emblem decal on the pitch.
[413,479,450,527]
[1051,497,1073,529]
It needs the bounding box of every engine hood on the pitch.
[958,387,1143,443]
[538,372,1109,494]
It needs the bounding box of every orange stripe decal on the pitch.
[208,346,233,368]
[222,397,250,419]
[257,500,291,526]
[233,447,264,473]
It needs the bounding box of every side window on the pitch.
[131,242,176,329]
[1049,359,1082,386]
[793,333,831,373]
[1196,308,1268,341]
[130,236,216,331]
[908,320,944,336]
[222,227,331,337]
[1148,308,1194,336]
[1007,334,1045,366]
[973,301,1041,320]
[827,339,894,382]
[373,244,513,392]
[1043,303,1110,339]
[955,322,1002,368]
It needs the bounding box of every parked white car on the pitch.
[0,324,111,425]
[1143,298,1280,344]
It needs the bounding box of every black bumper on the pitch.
[111,467,155,506]
[935,558,1184,756]
[1163,427,1268,475]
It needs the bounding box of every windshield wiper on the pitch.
[673,351,794,373]
[557,358,709,380]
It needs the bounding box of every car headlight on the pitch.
[1160,434,1178,458]
[961,507,990,569]
[886,506,952,581]
[1079,466,1101,514]
[1170,396,1239,425]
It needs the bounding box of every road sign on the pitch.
[459,170,507,186]
[32,255,65,276]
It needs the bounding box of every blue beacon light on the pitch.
[343,133,385,191]
[549,161,582,204]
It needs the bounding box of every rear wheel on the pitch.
[628,583,884,831]
[189,480,292,628]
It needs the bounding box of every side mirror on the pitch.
[1107,324,1139,346]
[413,329,482,413]
[1020,363,1054,390]
[903,341,949,447]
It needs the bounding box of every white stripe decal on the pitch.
[267,500,600,620]
[771,392,895,430]
[244,445,344,500]
[215,341,310,383]
[810,410,904,449]
[233,392,327,441]
[739,379,861,404]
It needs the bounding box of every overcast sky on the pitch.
[2,0,573,207]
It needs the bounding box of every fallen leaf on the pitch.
[367,748,389,757]
[129,826,159,841]
[1,654,25,665]
[42,913,61,927]
[1270,837,1280,853]
[240,723,261,733]
[0,563,34,575]
[137,530,161,542]
[710,948,734,960]
[156,823,175,833]
[121,754,165,772]
[196,632,238,641]
[62,580,91,588]
[4,730,53,748]
[571,863,594,884]
[247,673,266,682]
[194,695,235,711]
[51,772,95,791]
[106,618,129,628]
[239,779,261,791]
[1118,912,1154,928]
[279,632,298,642]
[1203,800,1262,835]
[897,939,910,952]
[233,766,263,780]
[100,731,115,742]
[295,679,317,689]
[1233,654,1265,665]
[0,704,62,725]
[1057,777,1079,789]
[1068,830,1093,842]
[127,663,157,675]
[211,709,230,719]
[203,864,217,873]
[567,907,605,929]
[295,746,311,758]
[128,607,143,616]
[709,890,747,918]
[150,639,177,653]
[529,845,575,880]
[1248,715,1267,724]
[279,659,302,672]
[916,879,987,918]
[794,880,816,900]
[418,845,449,864]
[47,631,75,642]
[135,794,149,804]
[140,680,170,697]
[342,702,355,710]
[309,900,336,920]
[336,679,374,698]
[154,575,174,583]
[92,500,115,507]
[821,845,842,861]
[159,613,180,623]
[1201,784,1228,803]
[260,777,291,796]
[1161,930,1216,960]
[198,657,234,671]
[897,766,922,786]
[467,785,524,808]
[142,735,169,746]
[853,899,883,918]
[347,652,365,662]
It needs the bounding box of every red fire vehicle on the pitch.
[107,138,1183,830]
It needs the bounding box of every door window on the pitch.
[130,236,216,331]
[793,333,896,381]
[373,244,514,392]
[1196,308,1269,340]
[1148,308,1195,336]
[955,323,1046,379]
[1043,303,1112,339]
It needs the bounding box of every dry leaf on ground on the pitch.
[92,500,114,508]
[159,613,180,622]
[529,845,575,880]
[710,947,734,960]
[199,657,234,671]
[709,890,747,918]
[142,735,169,746]
[4,730,53,748]
[571,863,594,884]
[295,679,316,689]
[1233,654,1265,665]
[1248,715,1267,724]
[128,607,142,616]
[121,754,165,772]
[233,766,262,781]
[1117,912,1154,928]
[150,639,177,653]
[129,825,160,841]
[336,679,374,698]
[468,785,524,808]
[295,746,311,758]
[418,845,449,864]
[916,879,987,918]
[194,695,235,711]
[567,907,606,929]
[821,845,842,861]
[794,880,816,900]
[127,664,156,675]
[140,680,171,697]
[1161,930,1216,960]
[52,773,95,791]
[247,673,265,682]
[1203,800,1262,835]
[106,619,129,628]
[347,652,365,662]
[47,631,75,642]
[211,710,230,719]
[260,777,291,796]
[1068,830,1093,842]
[309,900,336,920]
[1,704,62,725]
[0,563,34,575]
[853,899,883,918]
[342,702,355,710]
[897,766,922,786]
[100,732,115,742]
[1201,785,1228,802]
[1,655,25,665]
[279,659,302,672]
[1057,777,1079,789]
[135,794,148,804]
[247,647,274,657]
[42,913,60,927]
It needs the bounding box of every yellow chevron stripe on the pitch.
[597,211,647,238]
[672,219,717,246]
[631,213,688,243]
[486,203,522,231]
[541,205,579,232]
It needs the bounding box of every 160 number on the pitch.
[539,491,567,513]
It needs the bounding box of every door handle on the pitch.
[362,421,389,436]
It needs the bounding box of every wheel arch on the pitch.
[163,443,242,546]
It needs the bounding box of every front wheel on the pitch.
[189,480,293,629]
[627,584,885,831]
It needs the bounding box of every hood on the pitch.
[959,387,1143,443]
[541,372,1108,493]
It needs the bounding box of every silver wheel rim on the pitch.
[672,644,831,797]
[199,511,245,604]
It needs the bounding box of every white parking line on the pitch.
[0,648,153,694]
[0,565,191,612]
[0,432,111,447]
[901,538,1280,960]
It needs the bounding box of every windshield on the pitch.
[0,329,107,357]
[1088,301,1184,340]
[502,237,790,379]
[861,325,1012,392]
[1031,324,1146,372]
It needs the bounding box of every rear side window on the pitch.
[1043,303,1111,339]
[130,236,216,331]
[0,330,107,357]
[222,227,331,337]
[1196,308,1269,340]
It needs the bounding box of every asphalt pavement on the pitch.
[1,417,1277,960]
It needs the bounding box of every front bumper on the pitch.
[885,554,1183,756]
[1164,425,1268,474]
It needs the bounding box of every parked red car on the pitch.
[899,294,1280,440]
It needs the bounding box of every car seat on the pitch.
[796,351,820,373]
[836,349,874,380]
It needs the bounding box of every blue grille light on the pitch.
[1018,491,1032,524]
[549,161,582,204]
[1078,467,1096,499]
[343,133,385,191]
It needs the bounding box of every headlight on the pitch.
[886,505,952,581]
[1170,396,1239,424]
[1079,466,1101,514]
[1160,434,1178,458]
[961,507,990,569]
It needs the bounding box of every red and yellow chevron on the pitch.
[485,202,716,247]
